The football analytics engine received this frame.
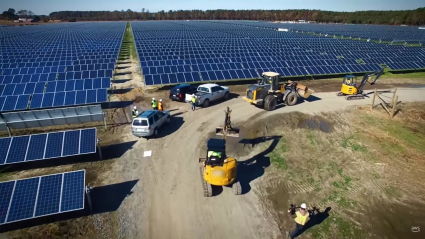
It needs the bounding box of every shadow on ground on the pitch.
[0,180,138,233]
[237,136,281,194]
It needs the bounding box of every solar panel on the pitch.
[0,170,85,225]
[0,128,97,165]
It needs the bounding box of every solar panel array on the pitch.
[0,22,126,113]
[0,128,96,165]
[216,20,425,43]
[0,170,85,225]
[132,21,424,86]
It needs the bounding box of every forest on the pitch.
[2,8,425,25]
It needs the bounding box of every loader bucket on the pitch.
[216,127,240,137]
[297,88,314,98]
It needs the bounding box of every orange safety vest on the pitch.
[294,211,309,225]
[158,102,163,111]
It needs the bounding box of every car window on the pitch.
[153,113,159,122]
[190,86,197,91]
[157,112,165,118]
[198,87,209,93]
[212,86,220,92]
[133,119,148,126]
[148,117,154,125]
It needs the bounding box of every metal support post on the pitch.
[85,185,93,213]
[371,88,377,109]
[97,138,103,160]
[103,112,107,129]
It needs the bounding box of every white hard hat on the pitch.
[133,106,137,109]
[300,203,307,209]
[160,99,162,102]
[152,97,155,100]
[192,94,195,96]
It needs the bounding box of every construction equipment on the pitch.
[242,72,314,111]
[199,107,241,197]
[337,68,384,100]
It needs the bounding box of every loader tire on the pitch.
[285,92,298,106]
[264,95,277,111]
[232,181,242,195]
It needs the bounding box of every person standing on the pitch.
[190,94,196,111]
[158,99,164,112]
[132,106,139,118]
[151,97,158,110]
[288,203,310,239]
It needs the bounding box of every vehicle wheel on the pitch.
[203,99,210,108]
[264,95,277,111]
[232,181,242,195]
[154,128,159,137]
[285,92,298,106]
[224,92,230,101]
[166,116,171,124]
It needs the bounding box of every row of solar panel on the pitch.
[0,78,111,96]
[0,71,113,83]
[387,62,425,70]
[1,49,119,55]
[137,53,343,61]
[0,128,96,165]
[0,89,108,112]
[0,56,116,65]
[0,53,117,60]
[144,64,382,85]
[141,62,373,74]
[0,170,85,224]
[0,63,116,72]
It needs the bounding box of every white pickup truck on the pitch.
[185,83,230,107]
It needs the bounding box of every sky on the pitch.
[2,0,424,16]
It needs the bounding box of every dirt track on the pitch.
[104,87,425,239]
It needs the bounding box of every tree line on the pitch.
[2,8,425,25]
[0,8,48,22]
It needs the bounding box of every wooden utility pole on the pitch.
[371,88,377,109]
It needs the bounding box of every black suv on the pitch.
[169,84,197,102]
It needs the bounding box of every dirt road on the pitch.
[110,88,425,239]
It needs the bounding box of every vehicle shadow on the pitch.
[237,136,281,194]
[156,116,184,138]
[298,95,322,103]
[0,180,138,233]
[102,100,134,109]
[199,92,240,108]
[0,141,137,172]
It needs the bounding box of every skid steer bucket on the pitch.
[216,127,240,137]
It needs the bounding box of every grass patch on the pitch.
[341,135,367,152]
[384,186,401,199]
[307,215,364,239]
[269,138,289,170]
[383,121,425,153]
[119,22,138,60]
[307,130,316,146]
[381,69,425,79]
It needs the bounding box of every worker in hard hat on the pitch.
[151,97,158,110]
[132,106,139,118]
[287,203,310,239]
[158,99,164,112]
[190,94,196,111]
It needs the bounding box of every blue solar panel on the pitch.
[13,84,25,95]
[0,170,86,225]
[84,79,93,90]
[60,171,85,212]
[65,80,75,91]
[53,92,65,107]
[0,138,12,165]
[86,89,97,103]
[80,128,96,154]
[34,174,62,217]
[6,177,39,223]
[75,80,84,91]
[56,81,66,92]
[62,130,80,156]
[64,91,76,106]
[0,181,15,224]
[44,132,64,159]
[41,93,54,108]
[101,78,110,88]
[26,134,47,161]
[75,90,87,105]
[15,94,30,110]
[2,96,18,111]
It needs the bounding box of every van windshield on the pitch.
[133,119,148,126]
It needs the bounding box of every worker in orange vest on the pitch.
[158,99,164,112]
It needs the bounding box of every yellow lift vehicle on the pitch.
[199,107,240,197]
[242,72,314,111]
[337,68,383,100]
